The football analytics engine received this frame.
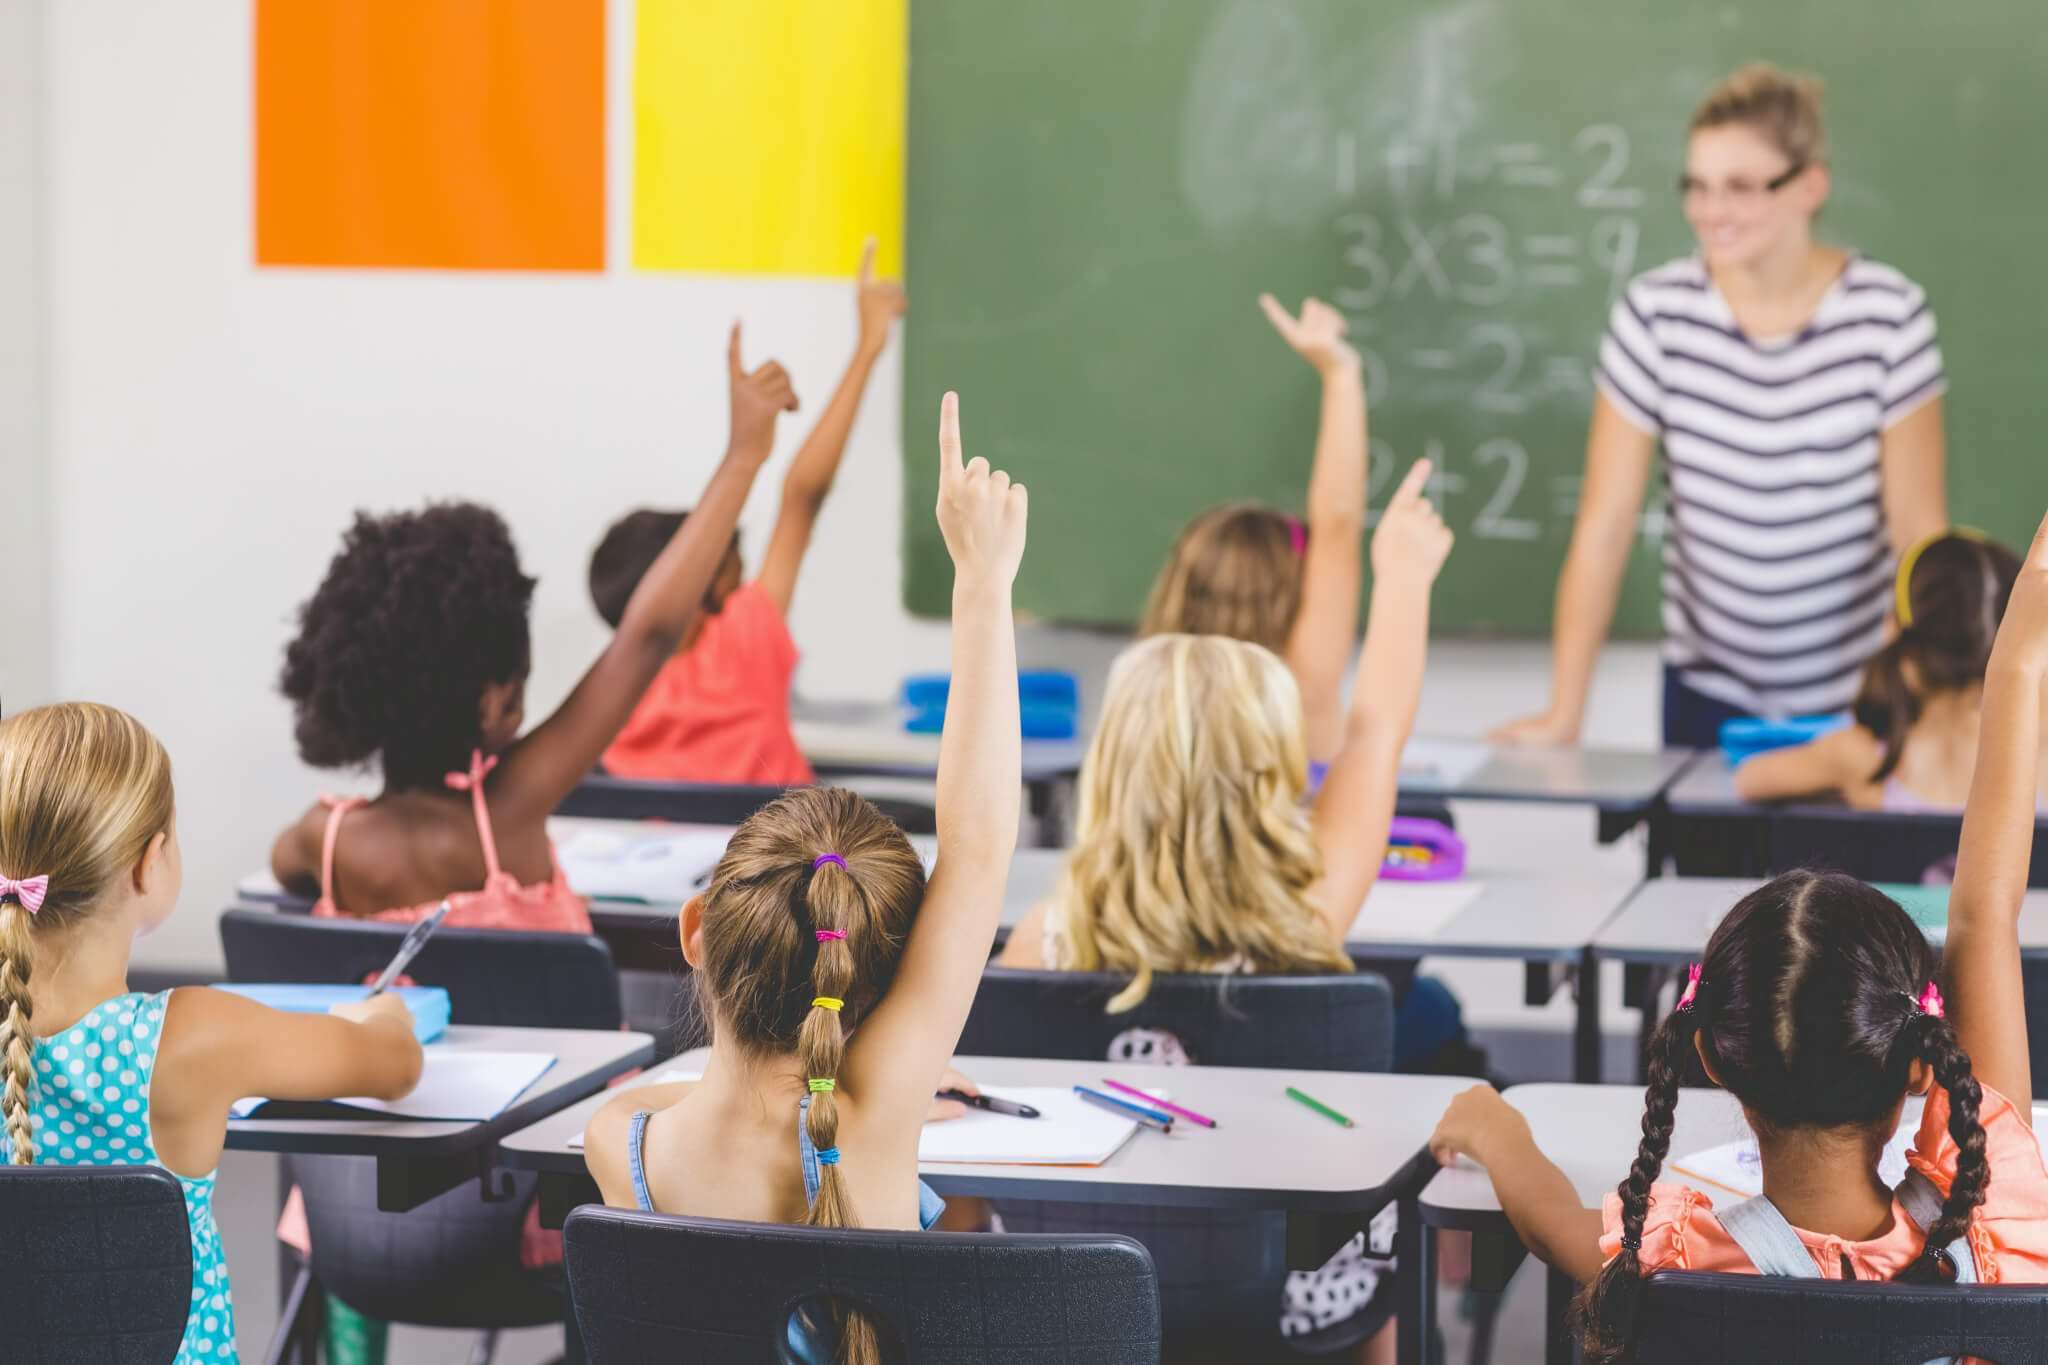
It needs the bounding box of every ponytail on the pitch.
[0,898,35,1165]
[797,855,881,1365]
[1575,1010,1698,1365]
[1852,632,1921,782]
[1897,1011,1989,1282]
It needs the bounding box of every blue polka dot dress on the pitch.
[29,990,236,1363]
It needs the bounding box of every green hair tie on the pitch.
[808,1078,836,1093]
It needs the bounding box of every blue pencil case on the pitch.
[903,704,1078,739]
[1719,713,1850,766]
[900,670,1080,739]
[215,984,451,1044]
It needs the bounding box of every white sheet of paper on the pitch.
[917,1086,1154,1166]
[1349,880,1485,942]
[554,827,734,905]
[1398,737,1493,791]
[231,1050,556,1122]
[1672,1117,2048,1201]
[568,1068,704,1150]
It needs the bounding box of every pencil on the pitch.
[1285,1086,1355,1128]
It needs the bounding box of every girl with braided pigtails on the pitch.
[1431,506,2048,1362]
[582,393,1029,1365]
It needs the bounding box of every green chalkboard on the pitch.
[902,0,2048,630]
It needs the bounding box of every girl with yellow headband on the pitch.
[1736,529,2029,811]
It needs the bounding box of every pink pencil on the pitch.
[1104,1078,1217,1128]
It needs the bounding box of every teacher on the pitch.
[1493,63,1947,749]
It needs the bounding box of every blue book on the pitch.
[215,984,451,1044]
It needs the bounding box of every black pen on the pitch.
[939,1088,1040,1119]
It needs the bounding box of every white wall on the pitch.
[41,1,1660,973]
[1,0,49,709]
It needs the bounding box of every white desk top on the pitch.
[1591,876,2048,964]
[794,713,1086,784]
[502,1050,1471,1212]
[224,1024,654,1157]
[1402,741,1699,810]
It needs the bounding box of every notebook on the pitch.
[231,1050,555,1122]
[1349,881,1485,942]
[214,984,450,1044]
[1673,1120,2048,1201]
[554,827,734,905]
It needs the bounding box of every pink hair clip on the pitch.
[815,929,847,943]
[1285,517,1307,557]
[0,874,48,915]
[1914,982,1945,1019]
[1675,963,1702,1013]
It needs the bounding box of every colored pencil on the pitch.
[1103,1078,1216,1128]
[1285,1086,1355,1128]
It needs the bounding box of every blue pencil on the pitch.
[1073,1084,1174,1131]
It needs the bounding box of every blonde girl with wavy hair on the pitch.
[583,394,1029,1365]
[0,702,422,1364]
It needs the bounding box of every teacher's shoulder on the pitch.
[1839,256,1933,323]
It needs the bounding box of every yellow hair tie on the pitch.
[808,1078,836,1092]
[811,997,843,1012]
[1896,526,1991,628]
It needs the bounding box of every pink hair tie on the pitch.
[816,929,847,943]
[1675,963,1702,1013]
[1285,517,1307,557]
[1914,983,1946,1019]
[0,875,49,915]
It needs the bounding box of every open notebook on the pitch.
[1674,1119,2048,1200]
[231,1050,555,1122]
[553,827,734,905]
[570,1081,1152,1167]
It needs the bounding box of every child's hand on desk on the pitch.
[727,322,801,464]
[329,992,414,1032]
[1991,505,2048,679]
[1370,458,1454,590]
[1259,293,1360,380]
[855,237,907,356]
[1429,1084,1529,1168]
[934,393,1028,589]
[926,1067,979,1123]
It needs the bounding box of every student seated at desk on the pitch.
[1001,462,1450,1359]
[581,394,1024,1365]
[1139,294,1368,770]
[588,243,905,786]
[1430,505,2048,1364]
[1736,530,2033,813]
[271,326,802,925]
[0,703,423,1365]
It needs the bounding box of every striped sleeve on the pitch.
[1879,283,1945,427]
[1595,285,1665,435]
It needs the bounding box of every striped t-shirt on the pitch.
[1597,254,1944,718]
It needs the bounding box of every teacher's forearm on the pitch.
[1546,529,1633,729]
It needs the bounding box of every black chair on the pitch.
[1633,1269,2048,1364]
[0,1165,193,1364]
[563,772,939,834]
[957,969,1395,1358]
[563,1206,1161,1364]
[219,909,624,1364]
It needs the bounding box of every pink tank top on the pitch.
[311,750,593,933]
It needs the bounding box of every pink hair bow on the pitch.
[444,751,500,792]
[1675,963,1702,1013]
[0,875,49,915]
[1915,982,1945,1019]
[1285,517,1307,557]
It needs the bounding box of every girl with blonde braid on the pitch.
[583,393,1028,1365]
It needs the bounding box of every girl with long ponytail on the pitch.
[582,394,1030,1365]
[1430,504,2048,1362]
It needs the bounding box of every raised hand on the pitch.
[1990,506,2048,679]
[1260,293,1361,378]
[934,392,1027,589]
[856,237,908,355]
[1371,458,1454,589]
[727,321,800,463]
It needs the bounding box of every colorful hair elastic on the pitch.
[815,929,847,943]
[811,997,843,1012]
[1675,963,1702,1013]
[1895,527,1992,628]
[0,875,49,915]
[815,1147,840,1165]
[813,853,846,872]
[1913,983,1946,1019]
[808,1078,836,1093]
[1285,517,1307,557]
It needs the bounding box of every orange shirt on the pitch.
[1600,1082,2048,1283]
[602,581,814,786]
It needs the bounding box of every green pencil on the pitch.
[1285,1086,1355,1128]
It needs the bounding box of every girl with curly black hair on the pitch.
[271,324,800,927]
[1431,505,2048,1363]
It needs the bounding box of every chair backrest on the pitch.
[1633,1270,2048,1365]
[955,967,1395,1072]
[0,1165,193,1364]
[564,1206,1161,1364]
[563,774,938,834]
[218,908,622,1029]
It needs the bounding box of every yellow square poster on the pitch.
[634,0,906,276]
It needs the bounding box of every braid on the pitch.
[1898,1012,1988,1282]
[1575,1011,1697,1364]
[0,899,38,1165]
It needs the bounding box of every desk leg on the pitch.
[1027,776,1071,848]
[1398,1195,1433,1365]
[1572,949,1603,1084]
[1546,1266,1576,1365]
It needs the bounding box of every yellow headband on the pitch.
[1895,527,1991,629]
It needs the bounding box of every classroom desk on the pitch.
[501,1050,1471,1365]
[225,1024,653,1214]
[1404,740,1698,813]
[1659,753,2048,882]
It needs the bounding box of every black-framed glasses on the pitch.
[1677,162,1808,201]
